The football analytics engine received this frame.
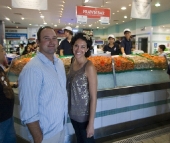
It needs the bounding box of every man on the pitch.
[0,44,17,143]
[59,26,73,56]
[19,26,68,143]
[121,28,134,56]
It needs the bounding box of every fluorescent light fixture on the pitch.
[124,16,127,18]
[123,21,125,22]
[117,10,119,12]
[76,25,79,28]
[29,24,32,25]
[112,13,115,15]
[6,6,12,10]
[116,23,118,24]
[54,25,57,27]
[63,1,65,3]
[97,27,99,28]
[89,25,92,27]
[129,4,131,6]
[21,17,25,20]
[84,0,89,3]
[155,3,161,7]
[73,29,78,32]
[40,15,44,18]
[121,7,126,10]
[44,22,47,24]
[5,17,10,20]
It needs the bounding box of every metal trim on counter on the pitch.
[97,82,170,98]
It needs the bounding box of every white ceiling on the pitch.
[0,0,170,29]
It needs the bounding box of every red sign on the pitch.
[76,6,111,19]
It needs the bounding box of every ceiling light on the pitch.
[105,1,110,3]
[124,16,127,18]
[123,21,125,22]
[61,8,63,10]
[155,3,161,7]
[121,7,126,10]
[130,18,132,19]
[101,5,103,7]
[97,27,99,29]
[40,15,44,18]
[54,25,57,27]
[39,11,41,13]
[21,17,24,20]
[6,6,12,10]
[117,10,119,12]
[60,5,64,7]
[89,25,92,27]
[76,25,79,28]
[63,1,65,3]
[29,24,32,25]
[68,23,71,25]
[129,4,131,6]
[84,0,89,2]
[103,27,105,28]
[83,25,85,26]
[44,22,47,25]
[99,20,101,21]
[112,13,115,15]
[116,23,118,24]
[5,17,10,21]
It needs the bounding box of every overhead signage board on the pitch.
[77,15,87,24]
[100,17,110,25]
[5,33,27,39]
[12,0,47,10]
[76,6,111,19]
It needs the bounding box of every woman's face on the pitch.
[27,47,31,52]
[108,38,115,44]
[158,47,162,52]
[73,39,88,59]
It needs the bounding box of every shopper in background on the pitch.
[16,43,24,55]
[67,32,97,143]
[103,34,120,55]
[158,45,166,57]
[19,26,68,143]
[22,45,31,55]
[31,41,38,52]
[121,29,133,56]
[59,26,73,56]
[0,44,17,143]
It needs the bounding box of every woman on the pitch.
[67,32,97,143]
[22,46,31,55]
[158,45,166,57]
[103,34,120,55]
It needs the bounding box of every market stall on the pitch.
[10,53,170,143]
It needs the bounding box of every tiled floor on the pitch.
[96,120,170,143]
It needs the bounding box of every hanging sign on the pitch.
[12,0,47,10]
[100,17,110,25]
[77,15,87,24]
[131,0,151,19]
[76,6,111,19]
[166,36,170,41]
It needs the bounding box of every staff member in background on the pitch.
[59,26,73,56]
[19,26,68,143]
[121,29,134,56]
[103,34,120,55]
[0,44,17,143]
[158,45,166,57]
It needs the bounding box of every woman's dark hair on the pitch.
[71,32,93,57]
[22,46,29,55]
[64,29,73,35]
[159,45,166,51]
[37,26,54,41]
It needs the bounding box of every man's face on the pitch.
[64,30,70,38]
[37,28,58,56]
[125,32,131,39]
[0,45,5,63]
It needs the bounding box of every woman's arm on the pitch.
[86,61,97,138]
